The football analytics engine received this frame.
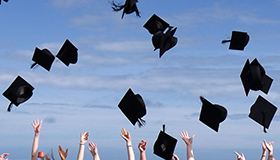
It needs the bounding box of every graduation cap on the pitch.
[31,47,55,71]
[153,125,177,160]
[240,58,273,96]
[2,76,34,112]
[0,0,9,5]
[222,31,250,50]
[118,88,146,127]
[199,96,227,132]
[249,95,277,133]
[143,14,170,35]
[144,14,178,58]
[111,0,140,19]
[56,39,78,67]
[158,27,178,58]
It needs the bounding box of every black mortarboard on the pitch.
[222,31,250,50]
[240,58,273,96]
[144,14,170,35]
[31,47,55,71]
[111,0,140,19]
[0,0,9,4]
[2,76,34,112]
[153,129,177,160]
[56,39,78,66]
[199,96,227,132]
[118,88,146,127]
[249,95,277,133]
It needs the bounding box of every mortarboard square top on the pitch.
[240,58,273,96]
[118,88,146,127]
[2,76,34,111]
[31,47,55,71]
[249,95,277,132]
[199,96,227,132]
[143,14,170,35]
[56,39,78,67]
[153,131,177,160]
[222,31,249,50]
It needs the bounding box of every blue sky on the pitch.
[0,0,280,159]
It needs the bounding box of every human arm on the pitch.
[0,153,9,160]
[263,139,275,160]
[77,132,89,160]
[121,128,135,160]
[88,142,100,160]
[260,141,267,160]
[138,140,147,160]
[31,119,42,160]
[234,151,245,160]
[58,145,68,160]
[180,131,195,160]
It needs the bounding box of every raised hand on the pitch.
[31,119,42,134]
[138,140,147,153]
[80,132,89,145]
[263,139,274,153]
[88,142,98,156]
[234,151,245,160]
[180,131,195,146]
[58,145,68,160]
[121,128,131,143]
[0,153,9,160]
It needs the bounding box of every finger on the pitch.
[191,135,195,139]
[65,148,68,153]
[234,151,240,157]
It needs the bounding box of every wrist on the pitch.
[126,144,132,147]
[80,142,85,145]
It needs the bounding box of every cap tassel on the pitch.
[111,1,125,12]
[30,62,38,69]
[137,118,146,127]
[7,102,13,112]
[221,40,231,44]
[162,124,165,132]
[262,111,267,133]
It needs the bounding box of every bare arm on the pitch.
[263,140,274,160]
[260,142,267,160]
[180,131,195,160]
[77,132,89,160]
[88,142,100,160]
[31,119,42,160]
[121,128,135,160]
[138,140,147,160]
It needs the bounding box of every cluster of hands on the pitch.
[121,128,195,160]
[234,139,275,160]
[0,119,275,160]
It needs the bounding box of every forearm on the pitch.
[187,145,194,160]
[31,133,40,160]
[267,151,274,160]
[77,144,85,160]
[140,151,146,160]
[260,151,267,160]
[93,153,100,160]
[126,143,135,160]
